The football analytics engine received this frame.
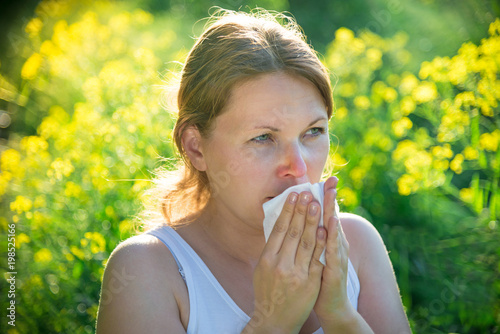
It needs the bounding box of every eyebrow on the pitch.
[252,116,328,131]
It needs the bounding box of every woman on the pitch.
[96,9,411,333]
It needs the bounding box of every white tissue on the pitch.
[262,182,340,265]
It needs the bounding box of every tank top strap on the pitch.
[145,226,188,281]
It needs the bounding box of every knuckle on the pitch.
[273,221,288,234]
[299,237,314,250]
[306,213,319,226]
[283,202,295,214]
[274,264,290,279]
[287,227,302,239]
[326,243,338,257]
[258,254,274,269]
[295,204,307,216]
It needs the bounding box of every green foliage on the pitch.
[0,0,499,333]
[326,20,500,333]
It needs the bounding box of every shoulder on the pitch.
[339,213,412,333]
[95,232,188,333]
[338,213,386,274]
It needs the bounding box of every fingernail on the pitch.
[300,192,311,204]
[309,203,318,215]
[317,228,325,240]
[289,193,298,204]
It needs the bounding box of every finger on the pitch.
[309,227,327,277]
[279,191,312,261]
[265,192,298,254]
[295,200,321,270]
[337,220,350,269]
[323,177,338,227]
[324,215,341,268]
[324,176,338,192]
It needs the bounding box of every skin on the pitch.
[95,72,412,333]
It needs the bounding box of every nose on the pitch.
[277,142,307,179]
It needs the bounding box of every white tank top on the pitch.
[146,225,360,334]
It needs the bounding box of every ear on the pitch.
[181,125,207,171]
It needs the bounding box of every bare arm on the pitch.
[95,235,188,334]
[341,213,412,334]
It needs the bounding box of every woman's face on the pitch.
[200,72,330,228]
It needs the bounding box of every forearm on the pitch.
[240,320,297,334]
[319,307,374,334]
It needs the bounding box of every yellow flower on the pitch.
[397,174,417,196]
[448,56,468,85]
[0,172,10,196]
[354,96,370,110]
[109,12,131,33]
[48,158,74,180]
[338,187,358,207]
[21,53,43,80]
[84,232,106,254]
[432,159,449,171]
[488,18,500,36]
[479,130,500,152]
[82,77,102,104]
[331,152,348,167]
[339,81,356,97]
[64,181,82,198]
[349,166,366,187]
[352,38,366,56]
[366,48,382,67]
[16,233,31,248]
[459,188,473,204]
[383,87,398,103]
[70,246,85,260]
[431,144,453,159]
[20,136,49,154]
[454,91,476,108]
[1,149,21,172]
[132,9,154,25]
[412,81,438,103]
[327,53,345,69]
[450,154,464,174]
[392,140,419,162]
[399,73,419,95]
[463,146,479,160]
[396,91,413,109]
[335,106,348,119]
[404,151,432,174]
[34,248,53,263]
[10,196,33,214]
[477,98,494,117]
[33,195,46,208]
[335,27,355,42]
[392,117,413,137]
[40,40,59,57]
[25,18,43,37]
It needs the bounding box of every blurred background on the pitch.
[0,0,499,333]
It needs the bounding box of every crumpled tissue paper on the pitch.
[262,182,339,265]
[263,182,339,264]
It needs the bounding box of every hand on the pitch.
[246,191,327,333]
[314,177,354,323]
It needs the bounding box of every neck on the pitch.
[195,199,266,266]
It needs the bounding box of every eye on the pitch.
[251,133,272,143]
[305,127,326,137]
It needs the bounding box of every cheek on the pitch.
[204,143,266,193]
[305,137,330,173]
[222,146,271,177]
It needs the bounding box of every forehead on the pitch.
[215,72,327,132]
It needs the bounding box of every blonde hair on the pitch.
[139,8,333,231]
